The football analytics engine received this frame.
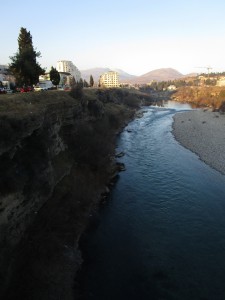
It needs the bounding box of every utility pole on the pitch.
[195,66,212,77]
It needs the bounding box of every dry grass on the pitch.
[0,91,78,116]
[172,86,225,109]
[0,88,152,116]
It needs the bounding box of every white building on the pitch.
[56,60,81,82]
[216,77,225,87]
[167,85,177,91]
[0,64,9,74]
[0,64,15,86]
[99,71,119,88]
[0,65,9,81]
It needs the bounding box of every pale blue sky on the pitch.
[1,0,225,75]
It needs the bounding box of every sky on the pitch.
[1,0,225,76]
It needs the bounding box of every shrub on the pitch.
[122,95,140,108]
[87,99,104,118]
[69,85,83,100]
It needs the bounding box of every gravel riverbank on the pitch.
[172,109,225,175]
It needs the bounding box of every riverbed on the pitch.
[77,101,225,300]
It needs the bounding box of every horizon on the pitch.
[1,0,225,76]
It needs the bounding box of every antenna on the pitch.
[195,66,212,76]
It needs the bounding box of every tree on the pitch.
[78,78,84,87]
[83,79,89,87]
[49,66,60,86]
[9,27,45,87]
[70,76,76,88]
[69,84,83,100]
[90,75,94,87]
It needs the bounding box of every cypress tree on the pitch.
[9,27,45,87]
[70,76,76,88]
[49,66,60,86]
[90,75,94,87]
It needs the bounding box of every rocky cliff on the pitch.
[0,89,152,299]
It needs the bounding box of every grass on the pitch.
[0,91,79,116]
[0,88,152,115]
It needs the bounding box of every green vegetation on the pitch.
[49,66,60,86]
[0,90,78,115]
[9,27,45,87]
[69,84,84,101]
[89,75,94,87]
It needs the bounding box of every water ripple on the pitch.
[78,101,225,300]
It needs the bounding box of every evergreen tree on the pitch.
[90,75,94,87]
[78,78,84,87]
[70,76,76,87]
[9,27,45,87]
[83,79,89,87]
[49,66,60,86]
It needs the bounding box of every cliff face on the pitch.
[0,96,83,296]
[0,89,150,299]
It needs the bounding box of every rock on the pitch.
[116,162,126,172]
[115,151,125,158]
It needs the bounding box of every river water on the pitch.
[77,101,225,300]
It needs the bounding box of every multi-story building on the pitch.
[56,60,81,82]
[99,71,119,88]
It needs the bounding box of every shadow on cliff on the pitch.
[0,88,152,300]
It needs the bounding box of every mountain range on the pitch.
[80,67,196,85]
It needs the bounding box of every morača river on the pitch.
[77,101,225,300]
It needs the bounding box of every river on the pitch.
[77,101,225,300]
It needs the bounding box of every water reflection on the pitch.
[151,99,194,110]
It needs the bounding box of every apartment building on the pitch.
[56,60,81,82]
[99,71,119,88]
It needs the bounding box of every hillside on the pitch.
[172,86,225,110]
[128,68,184,84]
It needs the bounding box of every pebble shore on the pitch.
[172,109,225,175]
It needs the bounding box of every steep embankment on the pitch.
[0,88,152,299]
[172,86,225,110]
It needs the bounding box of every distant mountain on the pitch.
[128,68,184,84]
[80,67,137,83]
[80,67,196,85]
[183,73,198,78]
[81,68,110,83]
